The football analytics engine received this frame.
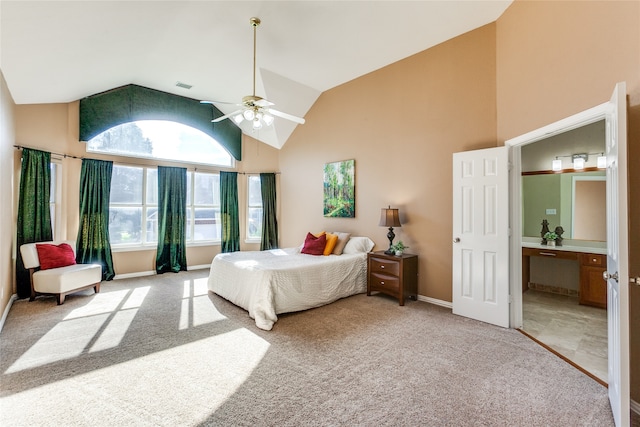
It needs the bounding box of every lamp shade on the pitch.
[379,207,401,227]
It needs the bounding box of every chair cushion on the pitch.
[32,264,102,294]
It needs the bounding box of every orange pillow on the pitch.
[313,231,338,256]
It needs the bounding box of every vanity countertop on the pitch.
[521,237,607,255]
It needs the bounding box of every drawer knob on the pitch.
[381,265,385,269]
[380,281,385,285]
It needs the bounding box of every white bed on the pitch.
[207,237,373,330]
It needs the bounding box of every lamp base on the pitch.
[384,248,395,255]
[385,227,396,255]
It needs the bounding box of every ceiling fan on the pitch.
[201,17,305,129]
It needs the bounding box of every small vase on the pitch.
[395,250,403,256]
[547,240,556,247]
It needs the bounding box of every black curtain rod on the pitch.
[13,145,280,174]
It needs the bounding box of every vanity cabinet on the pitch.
[522,247,607,309]
[579,253,607,309]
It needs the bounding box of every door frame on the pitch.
[505,102,610,328]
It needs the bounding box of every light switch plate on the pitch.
[546,208,557,215]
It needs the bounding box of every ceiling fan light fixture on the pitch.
[243,109,255,121]
[233,114,244,124]
[263,113,274,126]
[252,118,263,130]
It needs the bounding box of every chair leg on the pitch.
[94,283,101,294]
[57,294,65,305]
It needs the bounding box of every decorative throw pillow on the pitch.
[35,243,76,270]
[330,232,352,255]
[301,232,327,255]
[322,233,339,256]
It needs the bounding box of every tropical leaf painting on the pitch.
[323,159,355,218]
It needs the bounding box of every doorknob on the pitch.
[453,237,460,243]
[603,271,619,282]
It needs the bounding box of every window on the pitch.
[87,120,234,168]
[247,175,263,241]
[186,171,220,242]
[109,165,222,247]
[50,160,62,240]
[109,165,158,246]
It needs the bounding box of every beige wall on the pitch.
[0,70,16,317]
[496,0,640,405]
[280,23,498,303]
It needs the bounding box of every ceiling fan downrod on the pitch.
[250,17,260,98]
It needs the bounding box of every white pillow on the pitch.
[342,236,374,254]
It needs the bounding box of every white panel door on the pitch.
[605,82,629,427]
[452,146,509,328]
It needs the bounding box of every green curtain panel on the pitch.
[77,159,115,281]
[156,166,187,273]
[260,173,279,250]
[16,148,53,298]
[79,84,242,161]
[220,172,240,253]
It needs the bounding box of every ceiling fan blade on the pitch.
[269,108,306,124]
[212,109,244,123]
[254,98,274,107]
[200,100,239,106]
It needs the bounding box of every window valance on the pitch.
[79,84,242,161]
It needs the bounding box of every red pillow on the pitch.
[35,243,77,270]
[301,232,326,256]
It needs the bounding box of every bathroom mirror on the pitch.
[521,119,606,242]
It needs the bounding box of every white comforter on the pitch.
[207,247,368,330]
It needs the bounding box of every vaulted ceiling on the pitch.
[1,1,512,149]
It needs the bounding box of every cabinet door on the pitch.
[580,265,607,309]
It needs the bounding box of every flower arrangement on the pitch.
[543,231,558,241]
[392,241,408,255]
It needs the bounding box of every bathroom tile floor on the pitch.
[521,289,608,383]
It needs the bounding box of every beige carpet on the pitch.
[0,269,622,426]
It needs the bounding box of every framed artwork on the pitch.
[323,159,355,218]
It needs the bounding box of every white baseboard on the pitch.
[417,295,452,309]
[0,294,17,333]
[632,399,640,416]
[114,265,210,280]
[113,271,156,280]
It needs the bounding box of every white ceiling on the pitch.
[0,1,512,149]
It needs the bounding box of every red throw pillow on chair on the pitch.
[35,243,77,270]
[301,232,326,255]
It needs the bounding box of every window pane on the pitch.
[146,207,158,242]
[248,175,262,206]
[111,165,143,204]
[186,171,192,205]
[109,207,142,244]
[248,207,263,239]
[194,173,217,205]
[192,208,220,241]
[146,169,158,205]
[87,120,234,167]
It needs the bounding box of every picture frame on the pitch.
[323,159,355,218]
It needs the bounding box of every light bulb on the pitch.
[597,155,607,168]
[243,109,255,121]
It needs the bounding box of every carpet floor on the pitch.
[0,269,624,426]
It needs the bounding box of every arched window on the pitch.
[87,120,233,167]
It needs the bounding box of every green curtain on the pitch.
[16,148,53,298]
[77,159,115,281]
[260,173,279,250]
[220,171,240,253]
[156,166,187,273]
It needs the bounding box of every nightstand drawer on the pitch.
[369,257,400,276]
[369,273,400,292]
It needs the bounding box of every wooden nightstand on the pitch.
[367,251,418,305]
